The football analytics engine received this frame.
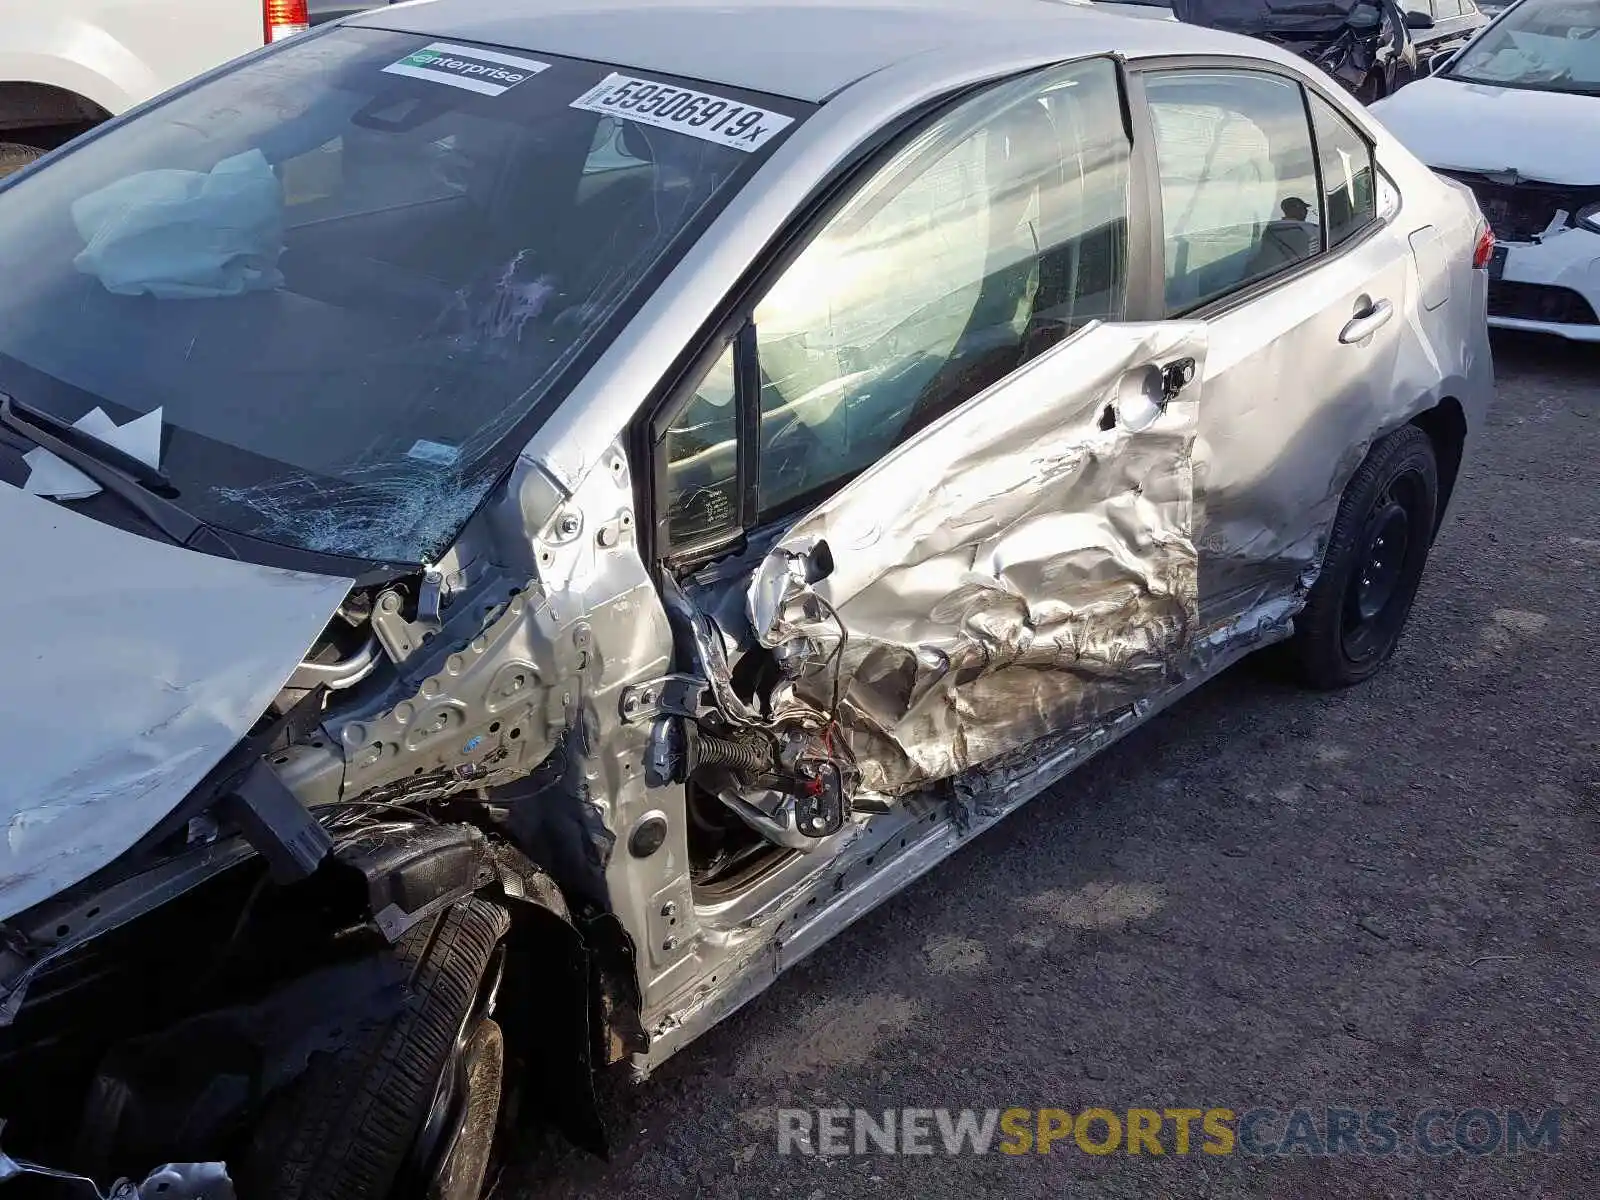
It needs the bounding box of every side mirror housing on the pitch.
[1405,9,1436,28]
[1427,48,1456,73]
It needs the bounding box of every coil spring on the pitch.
[691,732,771,774]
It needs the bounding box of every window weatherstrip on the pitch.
[734,321,760,529]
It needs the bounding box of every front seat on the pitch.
[901,98,1063,439]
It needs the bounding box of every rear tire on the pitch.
[0,142,44,179]
[1291,424,1438,689]
[238,897,511,1200]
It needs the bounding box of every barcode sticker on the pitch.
[569,73,793,153]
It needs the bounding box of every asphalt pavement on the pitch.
[505,331,1600,1200]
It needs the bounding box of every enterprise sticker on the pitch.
[383,42,549,96]
[569,73,793,152]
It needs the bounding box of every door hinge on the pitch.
[619,674,708,724]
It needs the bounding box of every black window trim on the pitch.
[1125,55,1390,323]
[637,53,1153,574]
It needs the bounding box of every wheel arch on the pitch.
[0,80,111,135]
[61,825,637,1177]
[1409,396,1467,534]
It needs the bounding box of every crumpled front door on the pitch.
[745,321,1208,796]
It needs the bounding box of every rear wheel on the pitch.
[238,897,512,1200]
[1291,424,1438,688]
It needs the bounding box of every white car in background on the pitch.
[0,0,396,177]
[1372,0,1600,340]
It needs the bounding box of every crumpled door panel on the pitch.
[745,321,1209,795]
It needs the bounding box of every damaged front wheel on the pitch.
[237,898,511,1200]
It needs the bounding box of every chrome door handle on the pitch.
[1339,299,1394,344]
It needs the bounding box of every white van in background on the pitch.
[0,0,392,176]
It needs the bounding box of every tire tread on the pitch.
[1292,424,1438,689]
[239,897,510,1200]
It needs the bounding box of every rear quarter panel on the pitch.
[1376,130,1495,465]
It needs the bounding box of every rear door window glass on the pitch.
[1308,92,1377,248]
[1145,70,1321,314]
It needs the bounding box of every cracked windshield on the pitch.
[0,28,803,563]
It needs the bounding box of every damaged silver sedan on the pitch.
[0,0,1492,1196]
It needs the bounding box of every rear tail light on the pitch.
[264,0,309,43]
[1472,221,1496,270]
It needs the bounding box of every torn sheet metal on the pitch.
[17,1162,233,1200]
[745,322,1207,795]
[0,486,351,922]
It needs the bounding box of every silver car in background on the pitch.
[0,0,1492,1195]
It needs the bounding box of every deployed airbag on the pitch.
[70,150,286,299]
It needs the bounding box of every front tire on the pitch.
[1292,424,1438,688]
[238,897,511,1200]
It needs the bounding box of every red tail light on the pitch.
[1472,221,1496,270]
[264,0,309,43]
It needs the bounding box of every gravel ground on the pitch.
[505,332,1599,1200]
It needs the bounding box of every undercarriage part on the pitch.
[685,783,789,891]
[329,821,497,943]
[713,787,827,853]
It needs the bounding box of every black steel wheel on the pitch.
[1291,424,1439,688]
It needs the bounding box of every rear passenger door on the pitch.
[1131,63,1412,634]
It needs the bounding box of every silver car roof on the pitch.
[350,0,1268,102]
